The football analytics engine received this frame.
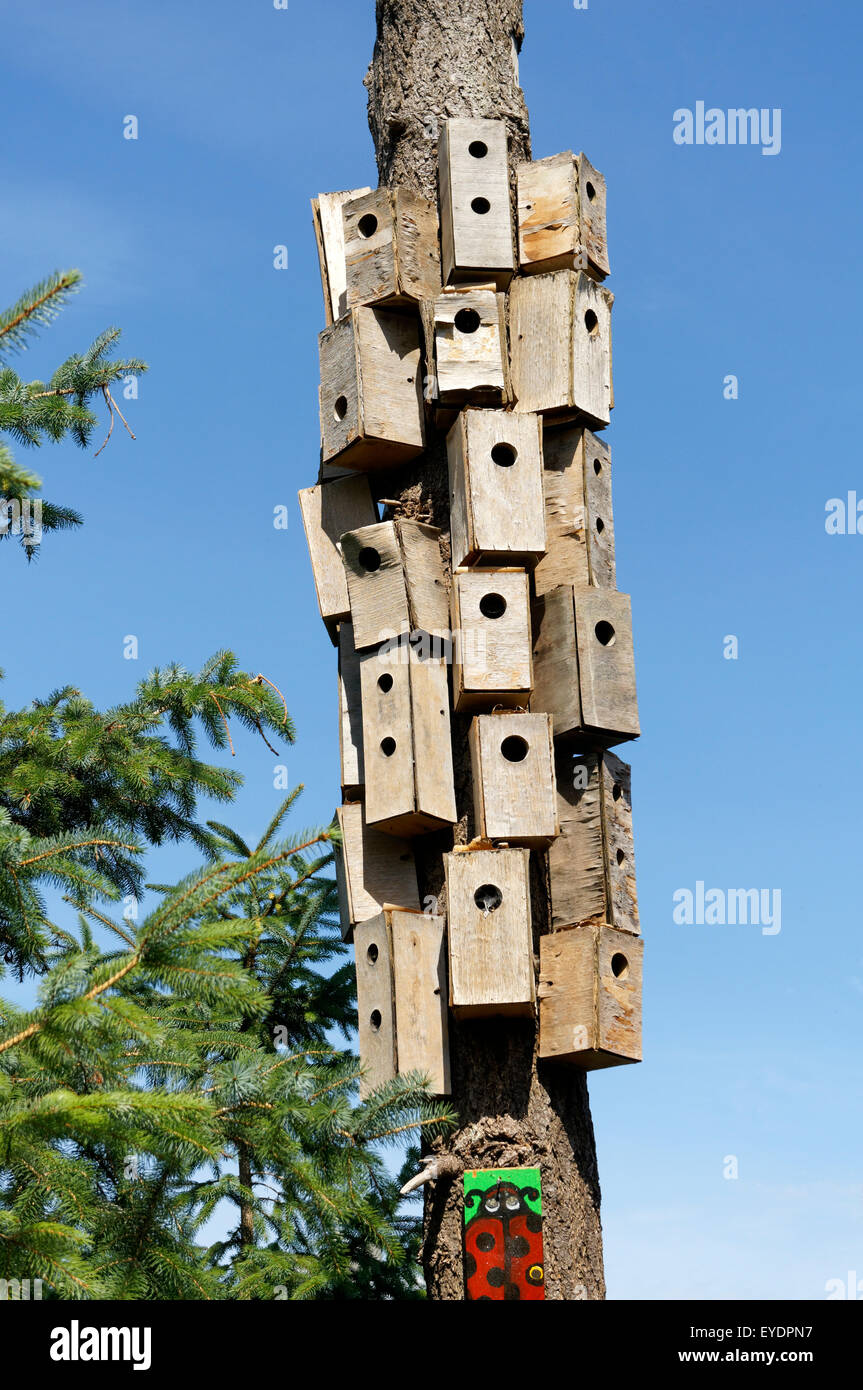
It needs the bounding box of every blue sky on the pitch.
[2,0,861,1300]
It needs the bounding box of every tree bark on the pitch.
[364,0,606,1301]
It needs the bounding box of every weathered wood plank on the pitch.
[338,621,364,797]
[469,712,558,848]
[538,925,643,1069]
[360,642,457,835]
[312,187,373,323]
[299,475,377,642]
[445,847,534,1018]
[391,910,451,1094]
[516,151,609,279]
[509,270,613,425]
[344,187,441,309]
[532,426,615,597]
[531,585,639,747]
[354,913,397,1097]
[550,750,639,934]
[431,286,510,404]
[341,518,449,650]
[439,117,514,289]
[452,568,533,711]
[319,308,425,469]
[447,408,546,568]
[334,802,420,941]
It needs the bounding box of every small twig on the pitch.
[209,691,234,756]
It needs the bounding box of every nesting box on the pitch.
[354,909,451,1097]
[533,426,615,596]
[318,307,425,469]
[343,188,441,310]
[438,117,515,289]
[338,621,363,797]
[430,287,509,405]
[452,568,533,712]
[539,925,643,1069]
[516,151,609,279]
[448,409,546,568]
[463,1168,545,1301]
[445,848,534,1018]
[312,187,373,323]
[298,475,378,643]
[360,640,456,835]
[510,270,613,426]
[333,802,420,941]
[532,586,639,748]
[340,518,449,651]
[469,712,558,848]
[550,751,639,934]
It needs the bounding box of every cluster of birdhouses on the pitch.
[300,116,644,1100]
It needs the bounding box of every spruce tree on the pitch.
[0,270,146,556]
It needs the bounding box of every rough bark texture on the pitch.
[365,0,606,1301]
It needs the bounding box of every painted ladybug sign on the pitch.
[463,1167,545,1300]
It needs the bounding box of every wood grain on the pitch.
[432,286,509,404]
[318,307,425,468]
[516,151,609,279]
[538,925,642,1069]
[445,847,534,1018]
[447,408,546,567]
[531,586,639,747]
[334,802,420,940]
[439,117,514,288]
[299,475,377,642]
[338,621,364,797]
[533,426,615,597]
[312,187,373,323]
[344,187,441,309]
[360,642,457,834]
[354,913,397,1097]
[391,910,451,1094]
[549,750,639,934]
[469,711,558,847]
[452,568,533,711]
[509,270,613,425]
[341,518,449,650]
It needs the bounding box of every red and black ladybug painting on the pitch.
[463,1167,545,1300]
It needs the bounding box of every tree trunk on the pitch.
[364,0,606,1301]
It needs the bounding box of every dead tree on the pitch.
[362,0,606,1302]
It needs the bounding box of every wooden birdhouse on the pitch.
[463,1168,545,1301]
[445,847,534,1019]
[468,712,558,848]
[338,621,363,798]
[533,426,615,597]
[298,475,378,643]
[318,307,425,469]
[333,801,420,941]
[340,518,449,651]
[516,151,609,279]
[549,751,639,934]
[448,409,546,568]
[438,117,515,289]
[430,286,510,405]
[360,640,457,835]
[312,187,373,323]
[532,585,639,747]
[509,270,614,426]
[539,924,643,1069]
[354,909,451,1098]
[343,188,441,310]
[451,568,533,712]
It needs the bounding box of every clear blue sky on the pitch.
[2,0,861,1300]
